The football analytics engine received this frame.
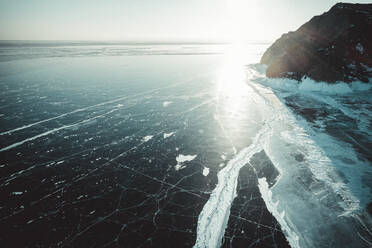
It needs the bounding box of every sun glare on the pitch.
[215,43,252,121]
[216,0,260,112]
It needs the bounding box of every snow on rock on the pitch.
[260,3,372,83]
[356,43,364,54]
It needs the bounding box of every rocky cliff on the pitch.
[260,3,372,83]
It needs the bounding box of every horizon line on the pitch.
[0,39,273,44]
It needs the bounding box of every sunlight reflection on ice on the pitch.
[214,44,259,145]
[216,44,251,113]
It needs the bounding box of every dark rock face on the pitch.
[261,3,372,83]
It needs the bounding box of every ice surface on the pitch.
[299,77,353,94]
[195,64,372,247]
[1,43,280,247]
[246,65,372,247]
[1,42,371,248]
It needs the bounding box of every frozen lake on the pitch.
[0,42,371,247]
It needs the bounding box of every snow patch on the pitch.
[163,132,175,139]
[142,135,153,142]
[163,101,172,107]
[175,154,197,171]
[202,167,210,176]
[12,192,23,195]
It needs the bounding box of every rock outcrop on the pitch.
[260,3,372,83]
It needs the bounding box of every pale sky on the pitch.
[0,0,370,42]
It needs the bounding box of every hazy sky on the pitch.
[0,0,370,42]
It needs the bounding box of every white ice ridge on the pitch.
[258,178,300,248]
[194,122,272,248]
[252,66,372,95]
